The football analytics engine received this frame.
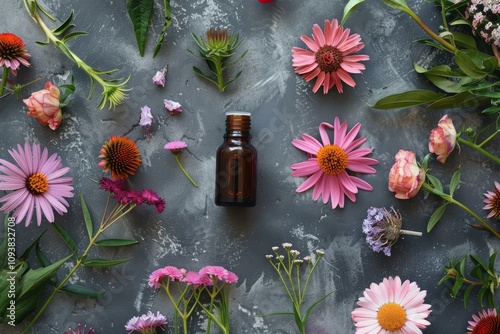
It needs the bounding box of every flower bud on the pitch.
[429,114,456,164]
[388,150,425,199]
[24,81,62,130]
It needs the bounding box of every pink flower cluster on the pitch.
[148,265,238,289]
[99,177,165,213]
[465,0,500,46]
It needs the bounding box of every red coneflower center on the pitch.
[377,302,406,331]
[315,45,343,73]
[26,173,49,195]
[100,136,141,180]
[0,33,26,59]
[316,145,348,175]
[471,315,500,334]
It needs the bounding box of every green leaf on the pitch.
[382,0,411,13]
[370,90,447,109]
[488,253,497,272]
[478,286,487,307]
[470,254,488,270]
[61,31,88,43]
[0,215,10,269]
[341,0,366,25]
[52,222,78,256]
[463,284,474,308]
[153,0,172,58]
[35,240,51,268]
[19,230,47,261]
[451,32,477,49]
[455,50,488,79]
[80,194,93,239]
[426,174,443,193]
[449,168,461,197]
[413,63,464,78]
[427,92,491,109]
[427,204,448,232]
[450,277,464,297]
[52,10,75,36]
[126,0,154,57]
[482,105,500,114]
[82,257,132,267]
[59,283,104,297]
[94,238,138,247]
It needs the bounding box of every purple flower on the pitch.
[140,106,154,141]
[164,99,182,115]
[125,311,167,334]
[152,65,168,87]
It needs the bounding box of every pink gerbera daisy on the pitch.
[0,142,74,226]
[292,19,369,94]
[483,181,500,219]
[290,117,378,209]
[351,276,432,333]
[467,308,500,334]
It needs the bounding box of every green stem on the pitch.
[477,130,500,148]
[174,155,198,187]
[0,67,7,96]
[457,137,500,165]
[422,183,500,240]
[214,58,225,92]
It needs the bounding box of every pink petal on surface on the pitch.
[296,170,323,193]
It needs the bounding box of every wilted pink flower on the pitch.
[125,311,167,333]
[164,99,182,115]
[139,106,154,141]
[152,65,168,87]
[292,19,369,94]
[23,82,62,130]
[388,150,425,199]
[429,114,457,164]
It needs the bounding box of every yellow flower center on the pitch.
[315,45,343,73]
[26,173,49,195]
[316,145,348,175]
[377,302,407,332]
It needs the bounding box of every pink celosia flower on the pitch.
[0,32,31,75]
[0,142,74,226]
[163,99,182,115]
[292,19,369,94]
[467,308,500,333]
[23,82,63,130]
[429,114,457,164]
[388,150,425,199]
[352,276,431,333]
[290,117,378,209]
[483,181,500,219]
[125,311,167,334]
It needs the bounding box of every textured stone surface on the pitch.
[1,0,499,333]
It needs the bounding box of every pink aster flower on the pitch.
[429,114,457,164]
[292,19,369,94]
[290,117,378,209]
[163,99,182,115]
[483,181,500,219]
[467,308,500,334]
[125,311,167,334]
[0,142,74,226]
[351,276,432,333]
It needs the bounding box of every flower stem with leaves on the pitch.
[23,0,130,109]
[265,244,333,334]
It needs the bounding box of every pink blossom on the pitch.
[388,150,425,199]
[199,265,229,281]
[164,99,182,115]
[429,114,457,164]
[152,65,168,87]
[24,82,63,130]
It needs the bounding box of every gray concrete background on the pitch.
[1,0,499,333]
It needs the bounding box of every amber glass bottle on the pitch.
[215,112,257,207]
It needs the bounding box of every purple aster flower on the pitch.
[362,207,422,256]
[125,311,167,334]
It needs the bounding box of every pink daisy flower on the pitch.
[292,19,369,94]
[351,276,432,333]
[164,141,187,154]
[290,117,378,209]
[125,311,167,334]
[467,308,500,334]
[199,265,229,282]
[0,142,74,226]
[483,181,500,219]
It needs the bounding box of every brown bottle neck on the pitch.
[224,114,252,139]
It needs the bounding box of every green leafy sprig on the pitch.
[264,243,334,334]
[23,0,130,109]
[438,253,500,308]
[188,28,247,92]
[343,0,500,122]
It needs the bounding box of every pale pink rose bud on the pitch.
[163,99,182,115]
[388,150,425,199]
[429,114,457,164]
[23,81,62,130]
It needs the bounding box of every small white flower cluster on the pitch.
[465,0,500,46]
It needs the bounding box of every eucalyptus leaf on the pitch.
[370,90,446,109]
[341,0,366,25]
[427,204,448,232]
[126,0,154,57]
[82,257,132,267]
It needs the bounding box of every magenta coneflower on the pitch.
[0,142,74,226]
[467,308,500,334]
[351,276,432,333]
[292,19,369,94]
[290,117,378,209]
[483,181,500,219]
[0,32,31,75]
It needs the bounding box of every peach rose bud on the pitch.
[24,81,62,130]
[388,150,425,199]
[429,114,456,164]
